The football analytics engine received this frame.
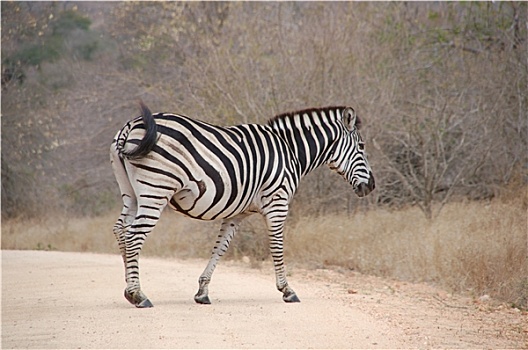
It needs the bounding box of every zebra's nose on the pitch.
[354,172,375,197]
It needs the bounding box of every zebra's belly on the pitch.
[168,181,255,221]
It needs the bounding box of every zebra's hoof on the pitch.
[136,298,154,308]
[283,291,300,303]
[194,294,211,304]
[124,289,153,308]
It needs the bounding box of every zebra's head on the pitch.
[328,107,375,197]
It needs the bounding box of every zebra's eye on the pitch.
[358,142,365,151]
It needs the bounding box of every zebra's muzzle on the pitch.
[354,172,375,197]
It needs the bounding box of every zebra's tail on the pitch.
[118,101,158,160]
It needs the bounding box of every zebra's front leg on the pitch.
[195,216,244,304]
[264,209,300,303]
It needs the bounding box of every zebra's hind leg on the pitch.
[123,199,167,308]
[194,215,246,304]
[113,194,137,279]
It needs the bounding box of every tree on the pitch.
[364,2,527,218]
[1,2,525,219]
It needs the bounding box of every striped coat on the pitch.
[111,102,374,307]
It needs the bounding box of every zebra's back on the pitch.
[119,112,297,221]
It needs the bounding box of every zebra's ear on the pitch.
[342,107,357,131]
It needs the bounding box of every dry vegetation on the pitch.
[2,2,527,309]
[286,189,527,309]
[3,188,526,309]
[2,2,526,219]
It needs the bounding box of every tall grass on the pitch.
[2,190,526,308]
[285,192,527,308]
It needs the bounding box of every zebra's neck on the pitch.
[267,107,344,177]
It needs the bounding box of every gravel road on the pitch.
[2,250,525,349]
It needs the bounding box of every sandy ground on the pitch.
[2,250,526,349]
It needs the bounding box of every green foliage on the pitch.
[77,41,98,60]
[427,11,440,21]
[2,9,98,74]
[35,242,56,251]
[51,10,91,36]
[10,36,62,66]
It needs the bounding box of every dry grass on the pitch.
[285,191,528,308]
[2,190,526,308]
[1,210,218,259]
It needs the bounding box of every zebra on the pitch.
[110,102,375,308]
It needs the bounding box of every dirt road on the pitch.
[2,250,526,349]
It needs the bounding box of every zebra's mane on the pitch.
[267,106,362,130]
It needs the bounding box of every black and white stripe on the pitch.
[110,102,374,307]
